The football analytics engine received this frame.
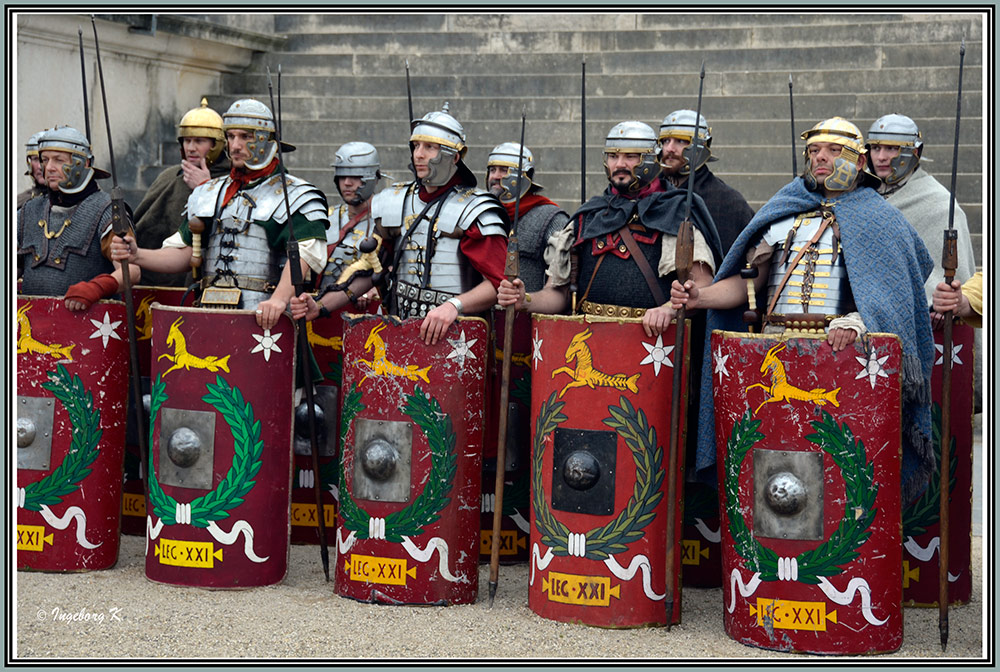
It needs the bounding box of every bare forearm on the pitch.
[457,279,499,314]
[134,246,194,274]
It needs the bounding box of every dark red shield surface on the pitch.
[528,315,687,627]
[144,304,295,588]
[480,309,532,564]
[902,323,975,606]
[291,302,381,545]
[682,482,722,587]
[713,331,903,654]
[122,286,190,536]
[17,296,128,571]
[335,314,487,605]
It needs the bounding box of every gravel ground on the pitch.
[14,535,985,662]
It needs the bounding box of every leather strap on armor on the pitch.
[617,222,667,306]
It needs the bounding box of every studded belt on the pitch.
[578,300,646,319]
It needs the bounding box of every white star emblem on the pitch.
[639,334,674,376]
[446,329,478,367]
[714,347,731,381]
[934,342,964,367]
[854,350,890,389]
[532,328,544,370]
[88,311,123,348]
[251,329,283,362]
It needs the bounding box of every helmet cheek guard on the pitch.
[58,155,94,195]
[241,129,278,171]
[495,168,531,203]
[420,146,459,187]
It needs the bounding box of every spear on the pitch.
[788,74,797,177]
[488,107,527,608]
[78,28,90,142]
[580,57,587,205]
[267,65,331,582]
[405,59,416,180]
[665,59,707,631]
[90,16,147,494]
[938,37,965,653]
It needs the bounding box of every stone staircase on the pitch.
[176,12,982,261]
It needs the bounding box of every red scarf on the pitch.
[502,193,557,222]
[222,158,279,207]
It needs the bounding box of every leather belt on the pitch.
[201,275,274,294]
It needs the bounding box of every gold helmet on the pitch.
[178,98,225,164]
[800,117,866,192]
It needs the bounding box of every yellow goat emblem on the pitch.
[359,321,431,384]
[551,328,640,398]
[17,303,75,361]
[307,321,343,352]
[745,341,840,414]
[157,317,231,376]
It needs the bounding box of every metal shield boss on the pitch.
[529,315,688,627]
[121,287,189,536]
[17,296,129,571]
[144,305,295,588]
[902,323,974,606]
[290,300,380,545]
[335,315,487,605]
[480,308,533,564]
[713,332,903,654]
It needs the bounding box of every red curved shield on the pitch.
[903,323,975,606]
[17,296,128,571]
[528,315,687,627]
[480,309,532,564]
[290,303,379,545]
[714,331,903,655]
[335,314,487,605]
[144,305,295,588]
[121,286,190,536]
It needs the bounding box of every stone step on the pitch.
[223,65,982,100]
[249,41,980,77]
[266,117,983,153]
[278,20,978,55]
[207,91,983,128]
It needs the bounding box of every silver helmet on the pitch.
[409,102,467,187]
[604,121,661,193]
[658,109,714,175]
[37,126,108,194]
[223,98,277,170]
[331,141,382,203]
[866,113,923,185]
[25,129,46,177]
[486,142,539,203]
[800,117,867,193]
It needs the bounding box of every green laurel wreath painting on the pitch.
[723,409,878,584]
[531,392,665,560]
[21,365,102,511]
[146,374,263,528]
[337,383,457,542]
